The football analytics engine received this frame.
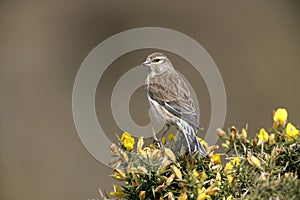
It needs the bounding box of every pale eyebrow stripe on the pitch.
[151,56,165,60]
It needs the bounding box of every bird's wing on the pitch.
[147,71,201,129]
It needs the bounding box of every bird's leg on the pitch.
[151,128,161,149]
[152,132,160,148]
[161,124,171,141]
[152,124,171,149]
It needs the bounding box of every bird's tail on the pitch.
[176,120,207,157]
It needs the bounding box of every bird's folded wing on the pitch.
[147,71,201,129]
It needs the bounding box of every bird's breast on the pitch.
[148,97,178,126]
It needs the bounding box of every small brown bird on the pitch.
[143,52,206,157]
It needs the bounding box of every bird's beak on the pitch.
[142,60,151,66]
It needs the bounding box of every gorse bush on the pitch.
[101,108,300,200]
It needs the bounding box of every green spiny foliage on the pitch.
[101,108,300,200]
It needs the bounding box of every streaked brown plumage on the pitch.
[143,52,206,156]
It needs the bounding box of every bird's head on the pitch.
[143,52,174,76]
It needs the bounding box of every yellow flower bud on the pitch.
[119,150,128,162]
[137,137,144,152]
[230,126,237,135]
[170,165,182,180]
[222,141,229,149]
[151,149,161,160]
[217,128,227,139]
[110,184,124,198]
[161,136,166,145]
[229,126,237,142]
[138,149,147,159]
[164,147,176,162]
[139,191,146,200]
[269,133,276,145]
[241,128,247,142]
[206,184,220,195]
[247,155,262,170]
[253,137,258,147]
[166,174,175,186]
[110,143,118,155]
[227,175,237,187]
[216,172,222,186]
[111,169,126,181]
[167,133,176,142]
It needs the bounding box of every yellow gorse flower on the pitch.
[273,108,288,127]
[124,137,134,151]
[121,132,135,151]
[193,169,199,178]
[211,154,221,165]
[286,122,300,141]
[224,162,233,173]
[109,107,298,199]
[200,171,208,183]
[224,157,240,173]
[178,192,188,200]
[233,157,240,165]
[258,128,269,144]
[197,187,212,200]
[121,132,131,141]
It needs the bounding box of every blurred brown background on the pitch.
[1,1,300,200]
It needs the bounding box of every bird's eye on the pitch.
[152,58,161,63]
